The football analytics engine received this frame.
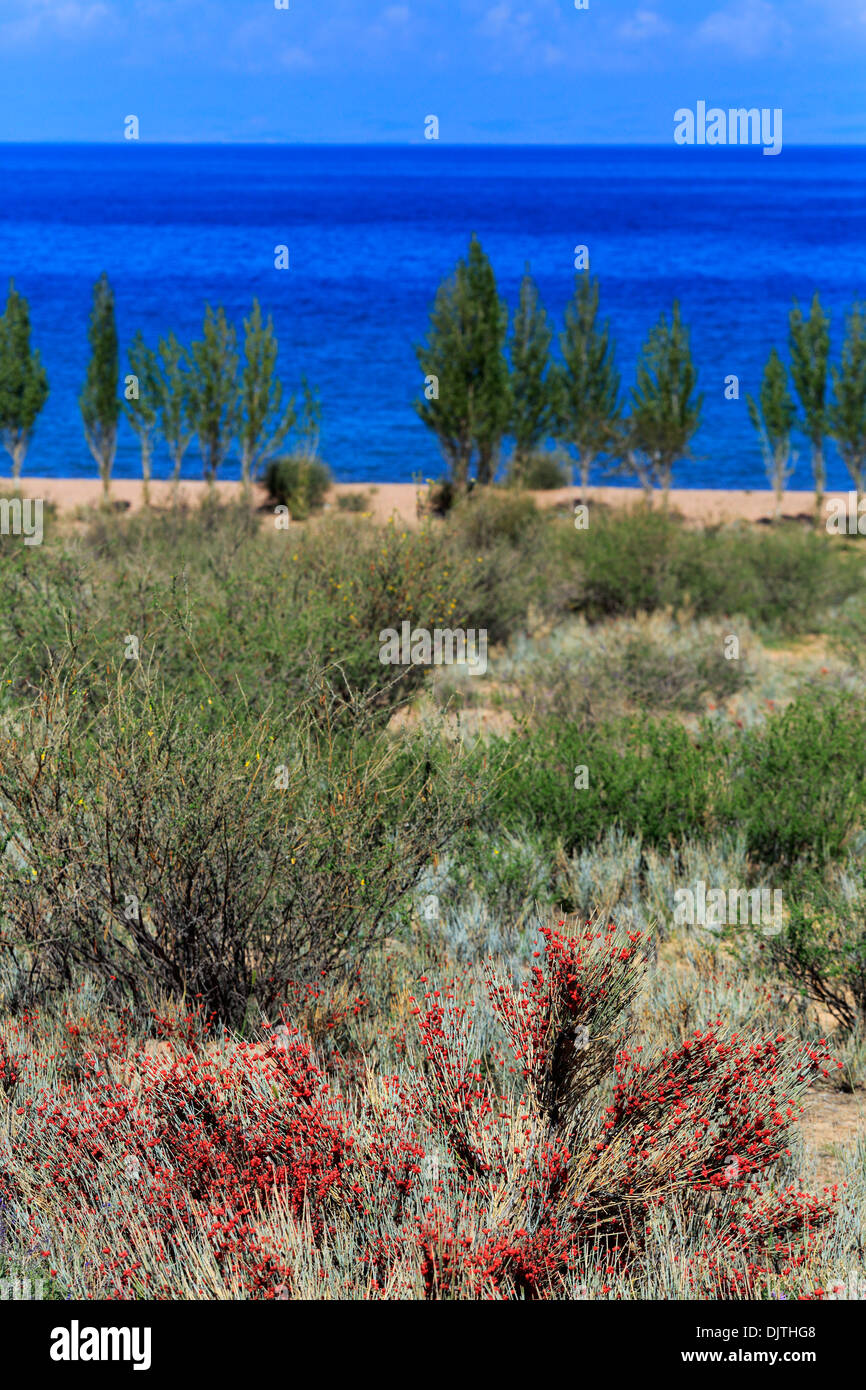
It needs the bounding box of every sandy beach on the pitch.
[7,477,844,529]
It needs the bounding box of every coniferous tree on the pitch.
[239,299,295,499]
[789,292,830,524]
[829,303,866,510]
[0,281,49,488]
[748,347,796,521]
[415,235,509,490]
[464,236,510,485]
[123,330,160,506]
[80,272,120,503]
[556,273,621,501]
[628,302,702,507]
[508,268,554,482]
[189,305,239,487]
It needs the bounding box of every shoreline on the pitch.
[4,477,848,528]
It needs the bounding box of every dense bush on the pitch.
[576,508,865,633]
[445,486,541,548]
[485,714,722,856]
[485,691,866,873]
[263,454,332,518]
[722,693,866,868]
[0,920,839,1299]
[0,662,485,1025]
[515,451,570,490]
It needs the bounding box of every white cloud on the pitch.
[0,0,111,45]
[617,9,672,42]
[694,0,790,59]
[278,46,316,72]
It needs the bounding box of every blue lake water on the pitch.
[0,143,864,489]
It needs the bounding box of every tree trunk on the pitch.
[141,437,152,507]
[171,452,182,506]
[12,439,26,491]
[812,444,825,528]
[773,455,784,522]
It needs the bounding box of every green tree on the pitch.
[829,303,866,511]
[157,332,195,503]
[789,292,830,524]
[239,299,295,499]
[628,302,702,507]
[415,234,509,490]
[0,281,49,488]
[748,347,796,522]
[508,268,553,481]
[79,272,120,503]
[123,331,160,506]
[556,273,621,501]
[466,236,510,484]
[189,305,239,487]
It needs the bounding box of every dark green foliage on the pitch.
[627,302,702,502]
[789,292,830,517]
[517,451,570,489]
[556,274,620,497]
[415,234,510,488]
[157,331,195,492]
[239,299,295,493]
[487,690,866,876]
[574,507,863,633]
[508,270,554,478]
[722,693,866,868]
[189,305,240,484]
[748,348,796,518]
[79,272,120,500]
[0,281,49,483]
[263,454,332,518]
[829,302,866,503]
[123,331,161,503]
[486,715,720,855]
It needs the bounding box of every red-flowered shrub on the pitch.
[0,919,840,1299]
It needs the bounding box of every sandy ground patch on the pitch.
[7,476,850,530]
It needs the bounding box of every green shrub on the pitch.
[482,691,866,873]
[446,487,540,549]
[0,662,486,1027]
[720,692,866,868]
[484,713,722,856]
[517,452,569,490]
[766,866,866,1029]
[576,508,865,634]
[263,454,332,518]
[336,491,371,512]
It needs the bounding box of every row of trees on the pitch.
[749,294,866,519]
[0,273,319,501]
[414,236,866,518]
[414,235,701,503]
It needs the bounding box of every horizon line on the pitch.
[0,138,865,149]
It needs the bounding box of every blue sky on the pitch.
[0,0,864,144]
